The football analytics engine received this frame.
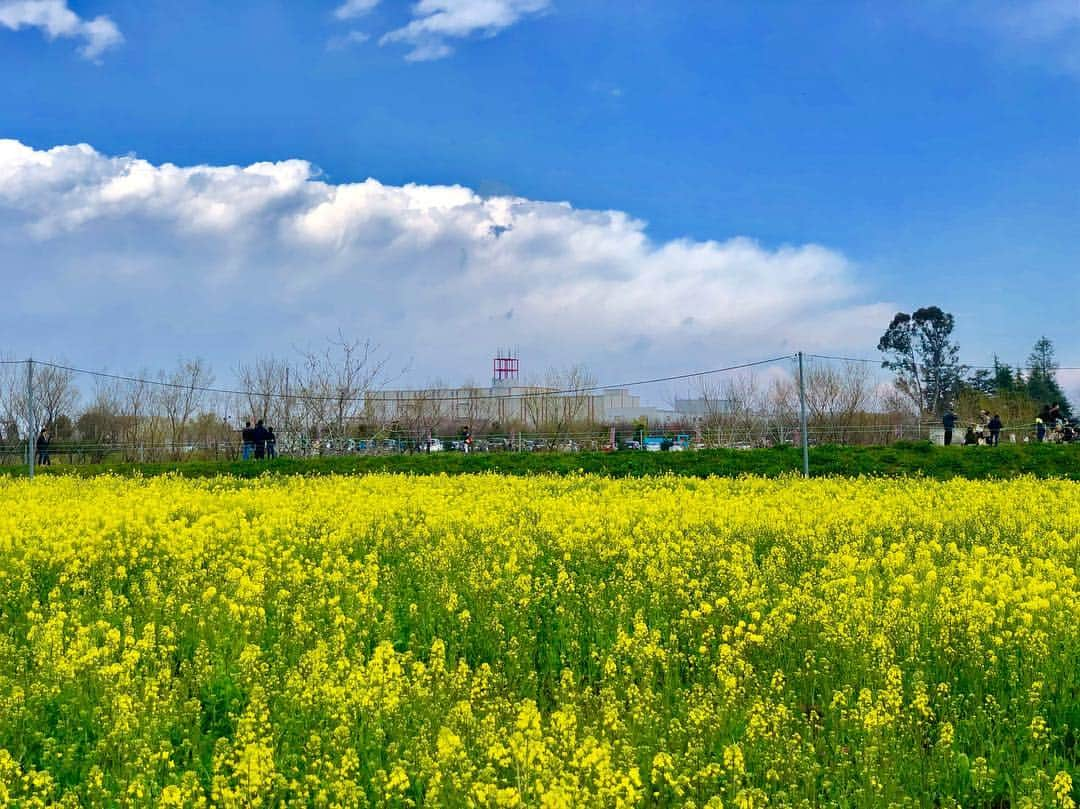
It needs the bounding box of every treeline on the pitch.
[0,335,391,462]
[878,307,1072,423]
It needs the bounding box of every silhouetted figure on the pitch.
[988,414,1002,446]
[36,427,50,466]
[266,427,277,459]
[942,409,957,446]
[241,421,254,460]
[253,419,268,460]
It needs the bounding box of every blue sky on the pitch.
[0,0,1077,393]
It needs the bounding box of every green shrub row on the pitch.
[9,441,1080,480]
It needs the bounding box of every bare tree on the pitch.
[521,364,597,441]
[691,376,740,444]
[295,333,391,440]
[235,356,289,428]
[798,360,876,444]
[397,384,447,448]
[714,372,765,447]
[155,358,215,452]
[33,363,80,435]
[119,370,154,460]
[769,361,921,445]
[76,377,127,458]
[0,358,28,460]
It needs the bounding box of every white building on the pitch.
[363,363,728,430]
[365,384,693,429]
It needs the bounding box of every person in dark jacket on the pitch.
[36,427,50,466]
[253,420,268,460]
[266,427,277,459]
[942,409,957,446]
[988,413,1002,446]
[241,421,254,460]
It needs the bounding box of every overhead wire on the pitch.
[805,353,1080,371]
[27,355,795,406]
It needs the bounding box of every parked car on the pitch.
[623,439,641,450]
[418,438,444,452]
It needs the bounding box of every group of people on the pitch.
[241,420,277,460]
[943,409,1004,447]
[942,402,1074,446]
[1035,403,1076,443]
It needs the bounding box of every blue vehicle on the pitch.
[643,435,666,452]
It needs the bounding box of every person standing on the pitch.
[253,420,268,460]
[942,409,957,446]
[266,427,277,459]
[241,421,254,460]
[36,427,50,466]
[988,413,1002,446]
[1036,416,1047,442]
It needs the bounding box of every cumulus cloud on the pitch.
[0,139,893,385]
[380,0,551,61]
[0,0,122,61]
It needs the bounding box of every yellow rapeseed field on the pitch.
[0,473,1078,808]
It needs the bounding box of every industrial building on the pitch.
[363,354,728,429]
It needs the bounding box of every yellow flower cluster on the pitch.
[0,473,1078,807]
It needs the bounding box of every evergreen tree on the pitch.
[992,356,1015,393]
[965,356,1016,397]
[966,368,995,396]
[1025,337,1072,419]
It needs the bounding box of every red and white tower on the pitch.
[492,349,519,388]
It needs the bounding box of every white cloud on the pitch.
[333,0,380,21]
[920,0,1080,78]
[380,0,551,61]
[0,0,122,61]
[327,29,370,50]
[0,139,893,385]
[994,0,1080,75]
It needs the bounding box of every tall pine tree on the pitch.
[1025,337,1072,419]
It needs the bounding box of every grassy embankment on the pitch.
[8,441,1080,479]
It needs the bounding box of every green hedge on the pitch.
[9,441,1080,480]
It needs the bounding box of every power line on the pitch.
[806,353,1080,371]
[28,355,795,406]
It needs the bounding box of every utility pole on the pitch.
[797,352,809,478]
[284,365,291,441]
[26,358,35,479]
